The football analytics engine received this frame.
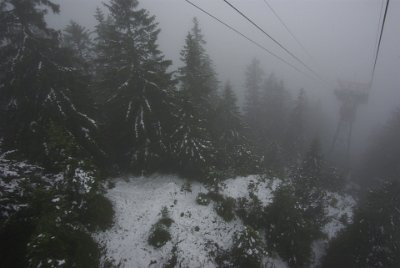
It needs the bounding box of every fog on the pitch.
[47,0,400,156]
[2,1,400,266]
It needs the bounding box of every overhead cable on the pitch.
[261,0,314,63]
[370,0,390,84]
[183,0,315,80]
[222,0,322,81]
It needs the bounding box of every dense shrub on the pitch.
[217,226,266,268]
[26,226,101,268]
[196,192,211,206]
[215,197,236,222]
[148,207,174,248]
[80,194,114,231]
[264,185,323,268]
[148,226,172,248]
[235,195,264,230]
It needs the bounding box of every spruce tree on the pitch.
[322,180,400,268]
[170,90,214,177]
[285,88,308,163]
[173,17,219,174]
[215,82,242,149]
[264,139,327,268]
[94,0,176,172]
[260,73,290,145]
[322,107,400,268]
[0,0,102,168]
[62,21,93,73]
[259,74,291,172]
[264,184,321,268]
[362,107,400,185]
[243,58,264,143]
[178,17,219,115]
[213,81,256,172]
[294,138,326,227]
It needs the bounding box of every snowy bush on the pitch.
[220,226,267,268]
[0,146,112,267]
[196,192,211,206]
[148,207,174,248]
[235,195,265,230]
[264,185,323,268]
[215,197,236,222]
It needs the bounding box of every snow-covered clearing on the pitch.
[95,175,355,268]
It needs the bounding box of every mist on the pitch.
[46,0,400,155]
[1,0,400,267]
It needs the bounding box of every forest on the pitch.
[0,0,399,267]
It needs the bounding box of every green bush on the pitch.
[158,217,174,228]
[148,226,172,248]
[224,226,266,268]
[235,196,265,229]
[196,192,211,206]
[206,190,225,203]
[215,197,235,222]
[148,207,174,248]
[26,225,101,268]
[80,194,114,231]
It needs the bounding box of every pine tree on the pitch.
[0,0,102,168]
[322,180,400,268]
[243,59,264,143]
[260,73,290,145]
[285,88,308,163]
[322,107,400,268]
[294,138,326,227]
[62,21,93,72]
[94,0,176,172]
[215,82,242,148]
[259,74,291,172]
[170,90,214,177]
[213,81,256,172]
[264,184,321,268]
[172,17,219,174]
[178,17,219,114]
[362,107,400,185]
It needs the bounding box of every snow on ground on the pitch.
[221,175,281,207]
[95,175,355,268]
[95,175,244,267]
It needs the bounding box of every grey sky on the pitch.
[47,0,400,153]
